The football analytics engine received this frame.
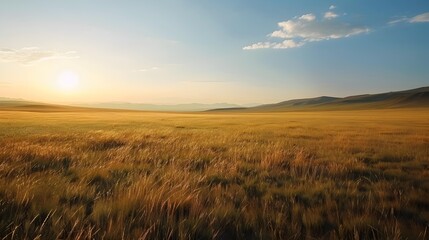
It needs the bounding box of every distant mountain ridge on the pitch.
[209,86,429,112]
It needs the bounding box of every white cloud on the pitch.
[273,17,368,41]
[410,12,429,23]
[243,42,272,50]
[243,40,304,50]
[388,16,409,25]
[324,11,339,20]
[329,5,336,10]
[273,40,305,49]
[388,12,429,25]
[183,80,229,83]
[0,47,78,65]
[244,7,369,50]
[299,14,316,22]
[137,67,160,72]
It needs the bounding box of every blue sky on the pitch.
[0,0,428,104]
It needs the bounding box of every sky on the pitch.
[0,0,428,104]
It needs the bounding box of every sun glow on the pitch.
[57,71,80,92]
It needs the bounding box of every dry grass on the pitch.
[0,109,428,239]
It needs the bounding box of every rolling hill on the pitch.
[2,86,428,112]
[0,98,101,112]
[0,98,247,112]
[210,86,429,112]
[75,102,245,112]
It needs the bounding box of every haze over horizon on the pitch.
[1,0,429,104]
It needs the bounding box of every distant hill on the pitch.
[75,102,244,112]
[2,86,428,113]
[0,99,100,112]
[209,86,429,112]
[0,98,246,112]
[253,96,340,110]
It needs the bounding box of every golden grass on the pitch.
[0,109,428,239]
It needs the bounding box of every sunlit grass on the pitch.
[0,109,428,239]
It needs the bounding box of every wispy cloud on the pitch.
[137,66,160,72]
[243,40,304,50]
[0,47,79,65]
[409,12,429,23]
[329,5,336,10]
[389,12,429,24]
[184,80,230,83]
[243,7,369,50]
[388,16,409,25]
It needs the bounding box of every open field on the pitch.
[0,109,428,239]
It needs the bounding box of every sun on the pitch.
[57,71,80,92]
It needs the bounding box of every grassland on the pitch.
[0,108,428,239]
